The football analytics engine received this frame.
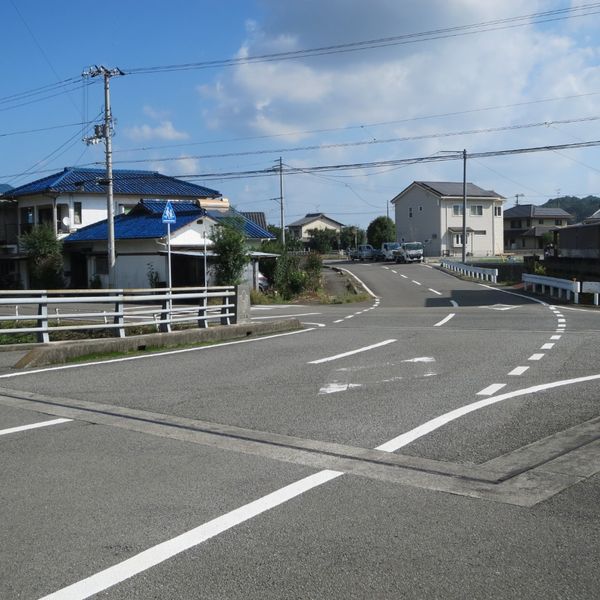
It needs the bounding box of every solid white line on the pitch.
[528,353,545,361]
[302,322,326,328]
[375,372,600,453]
[434,313,455,327]
[38,470,343,600]
[508,366,529,376]
[308,339,397,364]
[411,280,422,286]
[428,288,442,295]
[0,328,316,380]
[541,343,555,350]
[476,383,506,396]
[478,284,548,306]
[0,418,72,437]
[450,300,459,307]
[550,335,561,340]
[252,312,320,320]
[331,266,377,298]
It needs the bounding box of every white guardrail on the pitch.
[522,274,580,304]
[0,286,239,343]
[582,281,600,306]
[440,261,498,283]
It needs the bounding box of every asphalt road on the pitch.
[1,261,598,599]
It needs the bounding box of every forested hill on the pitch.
[542,196,600,223]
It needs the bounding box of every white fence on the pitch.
[582,281,600,306]
[440,261,498,283]
[0,286,240,343]
[522,274,580,304]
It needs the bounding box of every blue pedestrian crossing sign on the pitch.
[162,200,176,224]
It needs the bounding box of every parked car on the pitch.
[394,242,424,263]
[349,244,376,261]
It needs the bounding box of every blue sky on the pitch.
[3,0,600,228]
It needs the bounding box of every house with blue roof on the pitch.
[63,198,275,289]
[0,167,226,287]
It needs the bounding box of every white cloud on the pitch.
[126,121,189,141]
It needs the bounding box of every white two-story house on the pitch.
[391,181,505,257]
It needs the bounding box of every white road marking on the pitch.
[400,274,408,279]
[476,383,507,396]
[402,357,435,363]
[344,315,354,319]
[333,319,344,323]
[308,339,397,364]
[382,266,390,270]
[331,266,377,298]
[0,418,72,437]
[551,335,561,340]
[434,313,455,327]
[38,470,343,600]
[412,280,422,286]
[450,300,459,307]
[252,312,320,320]
[428,288,442,295]
[557,324,566,329]
[423,264,433,269]
[391,270,397,274]
[557,318,566,323]
[528,353,545,361]
[302,322,326,328]
[478,284,548,306]
[318,382,362,394]
[0,328,316,380]
[508,366,529,376]
[375,372,600,453]
[541,343,554,350]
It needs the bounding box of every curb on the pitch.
[14,319,302,368]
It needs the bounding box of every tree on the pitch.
[307,228,338,253]
[19,224,65,288]
[367,216,395,249]
[210,220,250,286]
[339,226,364,249]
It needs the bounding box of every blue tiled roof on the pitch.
[3,167,220,198]
[206,209,274,239]
[65,201,274,243]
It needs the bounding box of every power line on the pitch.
[124,3,600,75]
[0,120,98,139]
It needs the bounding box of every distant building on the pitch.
[391,181,505,256]
[287,213,344,243]
[503,204,573,252]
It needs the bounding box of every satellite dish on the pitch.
[62,216,71,226]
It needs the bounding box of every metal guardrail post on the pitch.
[114,296,125,338]
[220,291,232,325]
[37,292,49,343]
[197,293,208,328]
[159,297,171,333]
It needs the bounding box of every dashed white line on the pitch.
[412,280,422,286]
[434,313,455,327]
[557,318,566,323]
[423,264,433,269]
[391,270,397,274]
[476,383,506,396]
[508,366,529,376]
[333,319,343,323]
[428,288,442,295]
[308,339,397,364]
[551,335,561,340]
[541,343,555,350]
[252,312,321,320]
[0,418,72,437]
[400,274,408,279]
[528,353,545,361]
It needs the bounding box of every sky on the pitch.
[3,0,600,229]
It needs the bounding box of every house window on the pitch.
[432,233,437,239]
[538,219,544,225]
[494,206,502,217]
[470,205,483,216]
[419,206,423,211]
[555,219,562,226]
[408,207,413,218]
[453,233,469,246]
[74,202,82,225]
[94,255,108,275]
[453,205,463,216]
[474,230,486,235]
[510,219,521,229]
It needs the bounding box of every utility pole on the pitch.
[515,193,524,206]
[278,157,285,247]
[462,149,467,264]
[83,65,124,288]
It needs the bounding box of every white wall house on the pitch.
[0,167,223,288]
[287,213,345,242]
[390,181,505,257]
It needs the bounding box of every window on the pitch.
[408,207,413,218]
[538,219,544,225]
[419,206,423,212]
[474,230,487,235]
[555,219,562,226]
[453,205,463,216]
[94,255,108,275]
[470,205,483,216]
[453,233,469,246]
[431,233,437,239]
[74,202,82,225]
[510,219,521,229]
[494,206,502,217]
